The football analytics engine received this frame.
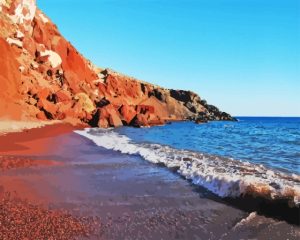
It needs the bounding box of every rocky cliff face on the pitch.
[0,0,236,127]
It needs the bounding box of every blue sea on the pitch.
[117,117,300,174]
[76,117,300,205]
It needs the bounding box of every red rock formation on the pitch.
[0,38,23,119]
[91,104,122,128]
[119,105,136,125]
[0,0,236,127]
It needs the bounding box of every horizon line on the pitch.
[234,116,300,118]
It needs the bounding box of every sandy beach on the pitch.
[0,123,100,239]
[0,120,62,136]
[0,0,298,238]
[0,124,299,239]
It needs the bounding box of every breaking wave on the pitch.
[75,128,300,207]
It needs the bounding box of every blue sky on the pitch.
[38,0,300,116]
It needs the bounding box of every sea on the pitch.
[76,117,300,207]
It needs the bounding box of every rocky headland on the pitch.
[0,0,236,129]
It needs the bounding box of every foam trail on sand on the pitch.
[75,128,300,207]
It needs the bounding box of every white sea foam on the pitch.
[75,128,300,207]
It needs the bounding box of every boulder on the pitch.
[69,101,87,119]
[37,99,58,119]
[119,104,136,125]
[54,90,72,103]
[109,111,123,127]
[6,37,23,48]
[14,30,24,40]
[57,102,73,114]
[130,114,150,128]
[91,104,123,128]
[74,93,95,113]
[39,49,62,68]
[37,88,50,100]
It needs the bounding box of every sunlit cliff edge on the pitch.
[0,0,236,128]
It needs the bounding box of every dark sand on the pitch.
[0,124,299,239]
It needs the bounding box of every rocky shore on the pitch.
[0,0,235,129]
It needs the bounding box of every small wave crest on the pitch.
[75,128,300,207]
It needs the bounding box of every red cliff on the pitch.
[0,0,236,127]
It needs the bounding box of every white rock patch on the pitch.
[93,89,99,96]
[39,12,49,23]
[15,30,25,40]
[40,50,62,68]
[30,61,38,69]
[6,37,23,48]
[94,78,105,84]
[19,66,25,73]
[9,0,37,25]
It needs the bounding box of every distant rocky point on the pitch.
[0,0,236,128]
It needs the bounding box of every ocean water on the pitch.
[117,117,300,174]
[75,117,300,206]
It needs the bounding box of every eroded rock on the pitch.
[0,0,236,127]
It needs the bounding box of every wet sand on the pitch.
[0,124,299,239]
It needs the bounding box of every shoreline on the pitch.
[0,120,62,136]
[0,122,79,170]
[76,127,300,225]
[0,122,101,239]
[0,122,84,154]
[0,122,299,239]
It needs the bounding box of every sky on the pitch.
[38,0,300,116]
